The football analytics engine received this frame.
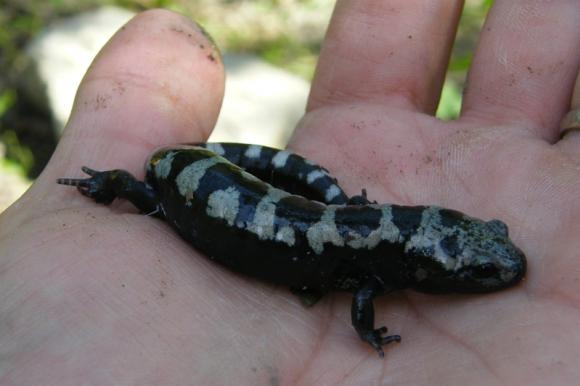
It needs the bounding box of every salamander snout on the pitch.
[458,238,527,292]
[406,210,527,293]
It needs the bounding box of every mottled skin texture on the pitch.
[57,145,525,356]
[192,142,349,204]
[2,5,580,386]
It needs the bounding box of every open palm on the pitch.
[2,2,580,385]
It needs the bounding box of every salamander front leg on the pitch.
[57,167,161,217]
[290,286,325,307]
[351,276,401,357]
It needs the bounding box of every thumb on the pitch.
[29,9,225,212]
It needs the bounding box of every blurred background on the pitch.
[0,0,492,213]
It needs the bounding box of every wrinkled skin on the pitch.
[2,3,580,385]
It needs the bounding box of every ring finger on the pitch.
[556,72,580,159]
[461,0,580,141]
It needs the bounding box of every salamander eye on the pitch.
[440,235,461,257]
[472,263,498,278]
[487,219,508,237]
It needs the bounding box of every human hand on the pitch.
[1,2,580,385]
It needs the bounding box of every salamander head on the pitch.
[404,207,526,293]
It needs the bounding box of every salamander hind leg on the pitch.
[57,167,124,203]
[57,167,160,215]
[347,189,377,205]
[351,276,401,357]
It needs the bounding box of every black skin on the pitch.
[58,147,526,357]
[57,162,400,357]
[192,142,352,205]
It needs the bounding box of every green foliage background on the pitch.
[0,0,491,178]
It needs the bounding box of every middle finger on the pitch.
[307,0,464,115]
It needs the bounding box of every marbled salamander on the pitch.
[57,142,527,357]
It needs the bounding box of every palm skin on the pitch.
[1,2,580,385]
